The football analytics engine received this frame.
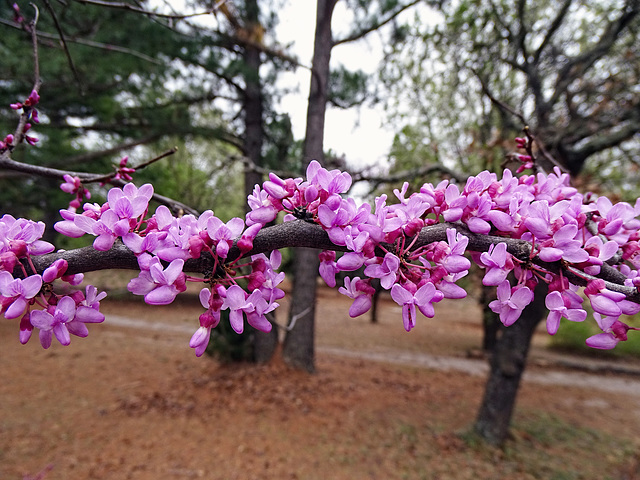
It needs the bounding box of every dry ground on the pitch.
[1,274,640,479]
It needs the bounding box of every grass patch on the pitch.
[456,412,638,480]
[550,315,640,358]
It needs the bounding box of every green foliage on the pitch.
[379,0,640,184]
[205,309,254,362]
[550,315,640,358]
[328,66,369,109]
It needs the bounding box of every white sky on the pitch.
[275,2,396,171]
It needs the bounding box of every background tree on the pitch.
[379,0,640,444]
[282,0,428,372]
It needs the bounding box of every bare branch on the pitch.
[351,163,467,187]
[70,0,223,20]
[42,0,84,93]
[0,17,163,65]
[0,148,198,215]
[532,0,573,65]
[333,0,421,47]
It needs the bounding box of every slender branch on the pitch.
[351,163,467,187]
[70,0,224,20]
[10,5,41,149]
[0,148,198,215]
[333,0,421,46]
[42,0,84,93]
[57,134,162,167]
[0,18,163,65]
[532,0,573,65]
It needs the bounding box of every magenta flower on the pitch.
[489,281,533,327]
[338,277,375,317]
[29,296,84,348]
[246,185,278,226]
[364,252,400,290]
[544,290,587,335]
[0,271,42,319]
[189,287,223,357]
[74,209,131,251]
[222,285,273,334]
[319,250,338,287]
[584,279,626,317]
[480,243,514,286]
[207,216,245,258]
[127,258,186,305]
[107,183,153,219]
[586,314,639,350]
[390,282,444,332]
[538,224,589,263]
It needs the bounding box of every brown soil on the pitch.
[2,277,640,479]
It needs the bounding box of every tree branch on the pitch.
[24,220,640,304]
[0,148,198,216]
[70,0,224,20]
[332,0,421,47]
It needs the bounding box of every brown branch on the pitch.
[351,163,467,187]
[23,220,640,304]
[56,134,162,167]
[0,148,198,216]
[10,5,42,149]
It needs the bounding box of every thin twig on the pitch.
[42,0,84,94]
[71,0,223,20]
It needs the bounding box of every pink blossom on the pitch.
[29,296,85,348]
[479,243,514,286]
[364,253,400,290]
[338,277,375,317]
[489,281,533,327]
[127,258,186,305]
[586,314,639,350]
[390,283,444,332]
[0,271,42,319]
[544,290,587,335]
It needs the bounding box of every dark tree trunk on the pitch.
[370,279,382,323]
[242,0,279,362]
[473,282,548,446]
[480,284,500,352]
[282,0,338,372]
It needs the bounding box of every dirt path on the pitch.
[106,313,640,397]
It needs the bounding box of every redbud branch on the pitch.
[10,5,41,149]
[22,220,640,303]
[0,148,197,216]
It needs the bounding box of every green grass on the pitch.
[550,314,640,358]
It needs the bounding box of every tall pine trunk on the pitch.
[282,0,338,372]
[242,0,279,363]
[473,282,548,445]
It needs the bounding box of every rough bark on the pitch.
[281,0,338,372]
[242,0,279,363]
[480,284,500,353]
[473,281,548,446]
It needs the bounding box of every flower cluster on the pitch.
[53,181,284,356]
[0,215,107,348]
[4,150,640,354]
[245,161,640,347]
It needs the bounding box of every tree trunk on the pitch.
[282,0,338,372]
[480,284,500,352]
[242,0,279,362]
[473,282,548,445]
